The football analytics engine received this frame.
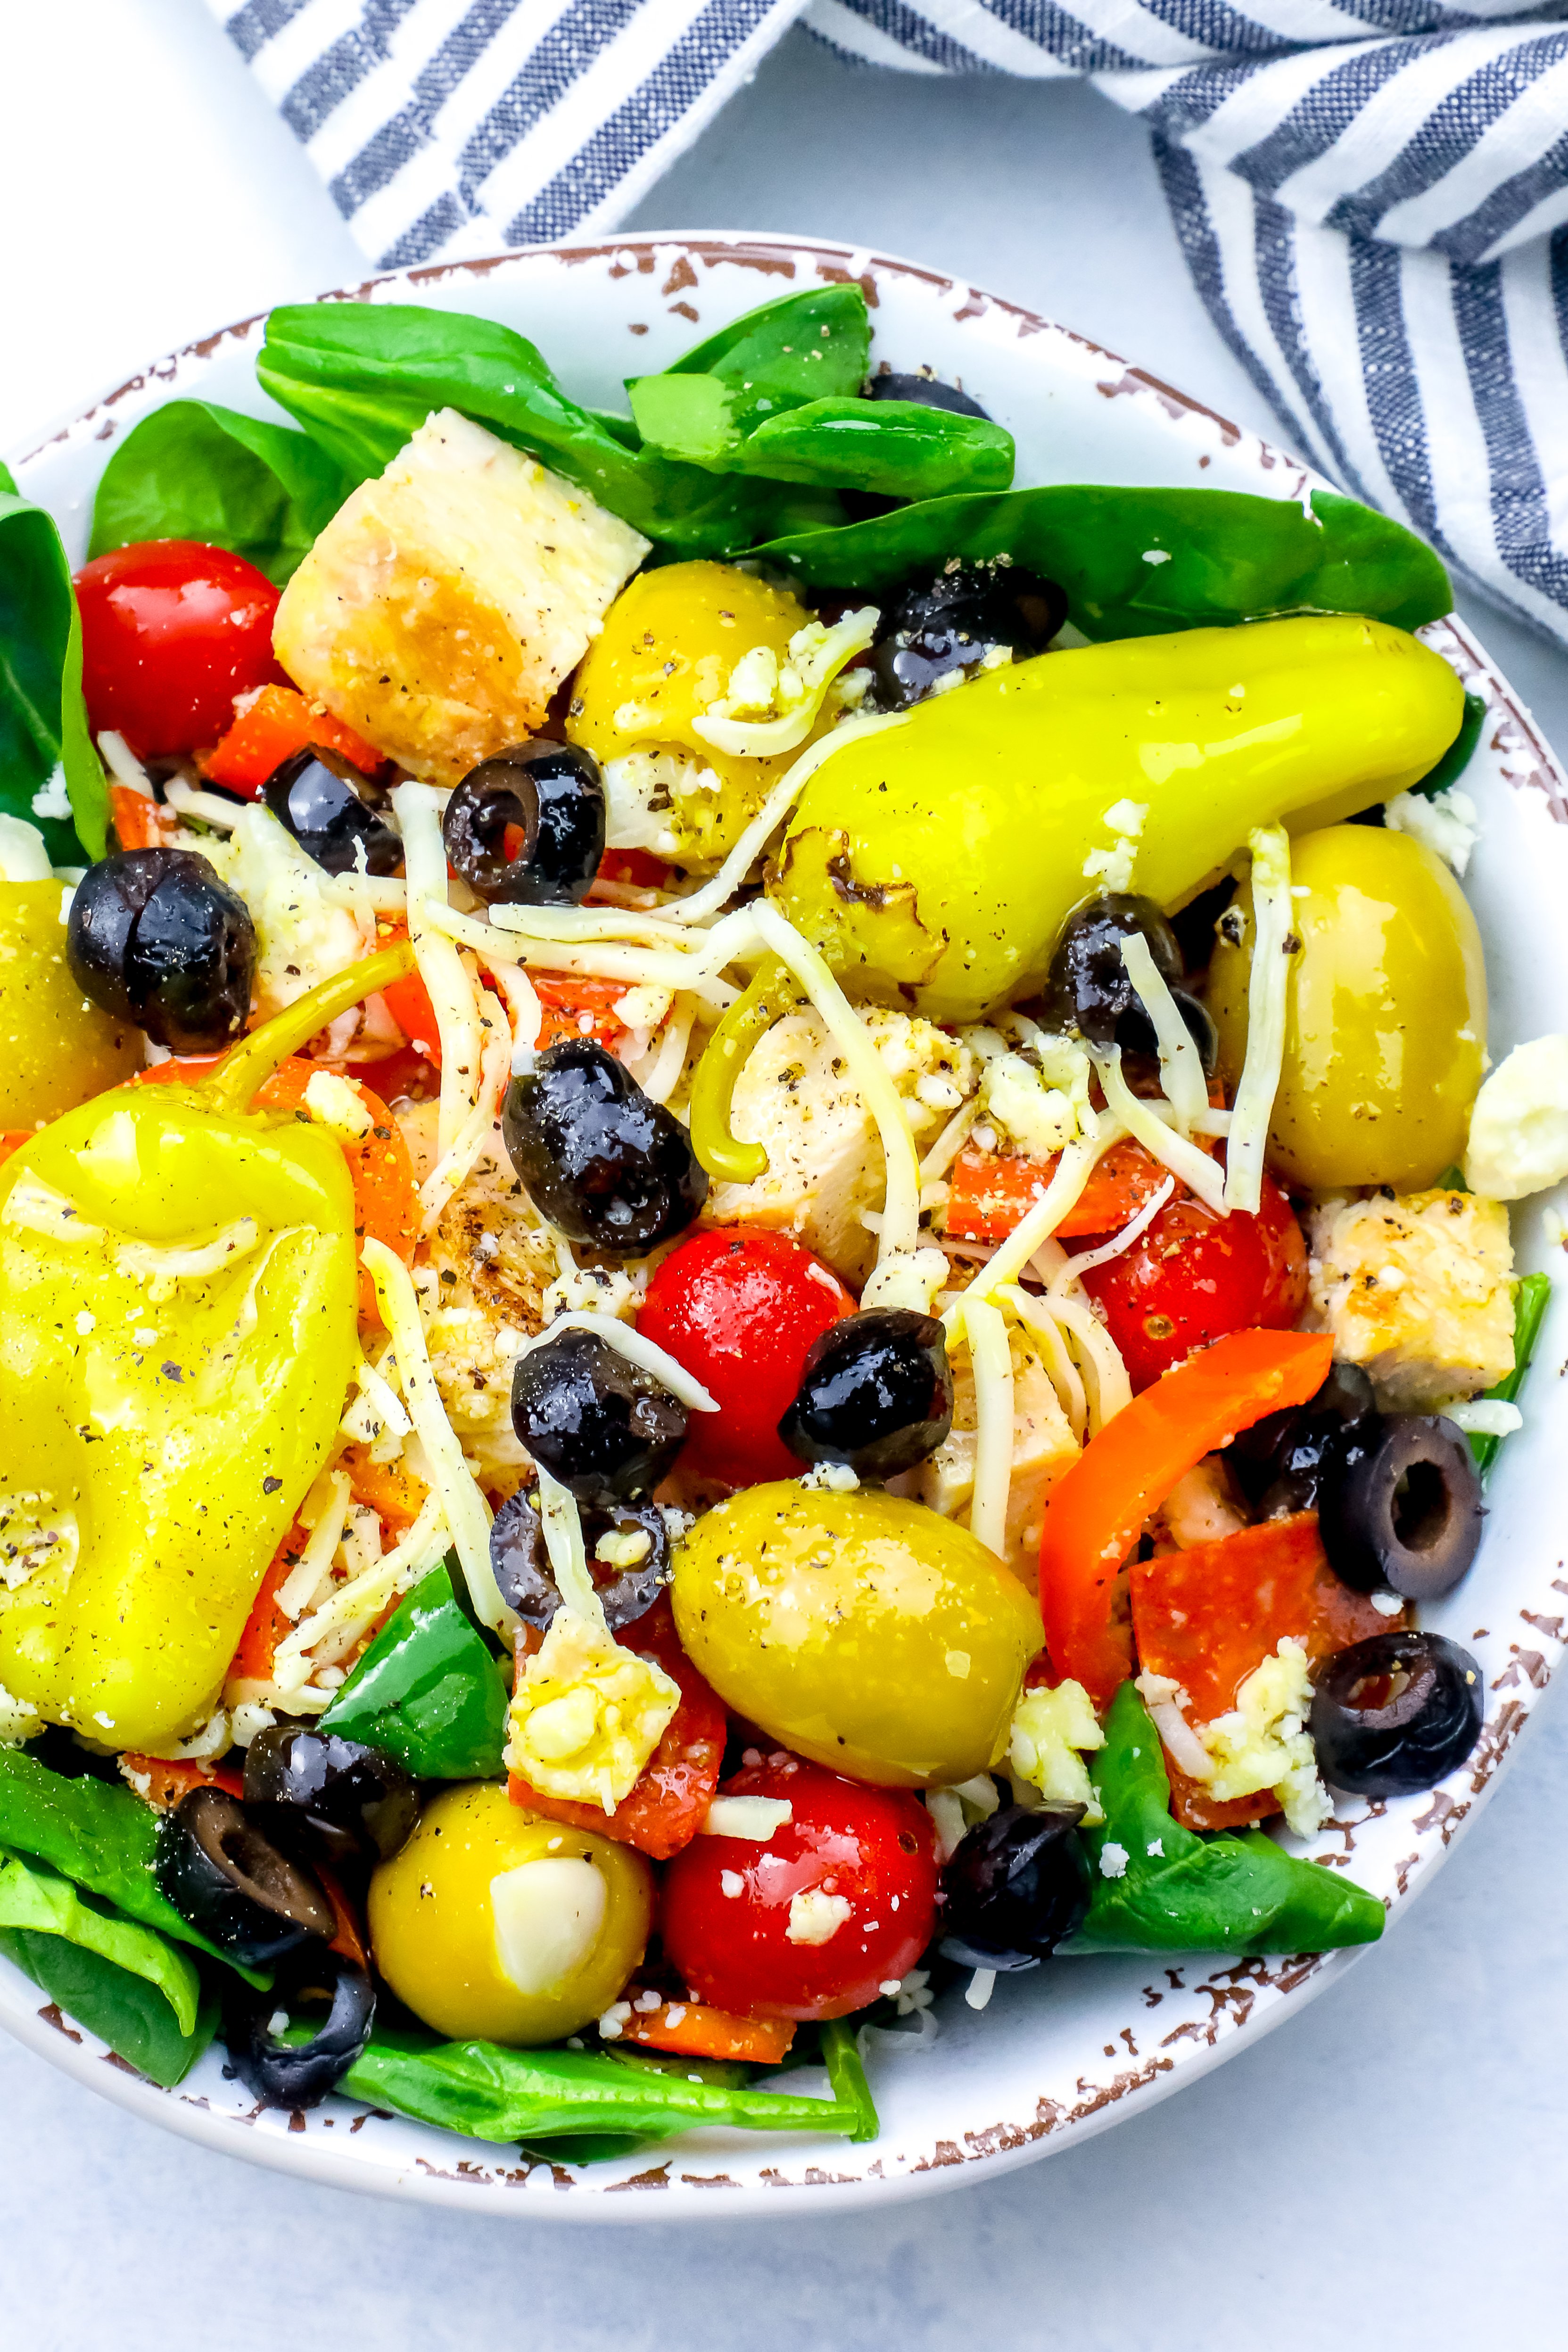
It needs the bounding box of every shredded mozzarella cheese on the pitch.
[691,608,878,759]
[1093,1048,1228,1216]
[521,1312,719,1414]
[1224,823,1295,1215]
[1119,932,1208,1132]
[392,783,487,1157]
[944,1119,1123,1341]
[964,1296,1016,1560]
[532,1463,606,1631]
[362,1237,510,1636]
[417,990,512,1236]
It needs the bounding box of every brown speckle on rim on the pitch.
[662,256,698,297]
[668,300,700,323]
[38,2005,81,2044]
[607,2163,672,2191]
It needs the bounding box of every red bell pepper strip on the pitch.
[616,1995,796,2065]
[108,783,167,852]
[946,1130,1222,1244]
[228,1522,307,1685]
[198,683,384,795]
[122,1755,246,1807]
[509,1600,726,1861]
[1038,1329,1334,1703]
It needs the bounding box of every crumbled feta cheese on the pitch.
[30,765,71,823]
[1385,784,1480,876]
[1441,1397,1523,1437]
[719,1871,745,1898]
[505,1609,680,1810]
[1201,1639,1329,1836]
[491,1857,608,1996]
[786,1888,853,1945]
[594,1526,653,1569]
[1008,1679,1106,1825]
[981,1050,1080,1159]
[1370,1591,1404,1617]
[1098,1842,1130,1879]
[1082,800,1148,892]
[797,1461,860,1493]
[1308,1188,1515,1408]
[303,1069,376,1142]
[700,1796,793,1839]
[1464,1034,1568,1200]
[74,1311,95,1337]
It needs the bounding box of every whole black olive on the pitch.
[67,848,256,1052]
[263,749,401,876]
[870,560,1065,709]
[1112,985,1219,1077]
[1040,894,1185,1052]
[868,370,992,420]
[224,1956,376,2109]
[1318,1413,1483,1599]
[155,1786,334,1966]
[1232,1362,1379,1517]
[778,1309,954,1478]
[502,1039,707,1255]
[444,743,605,907]
[243,1726,418,1865]
[510,1327,687,1504]
[1311,1630,1484,1796]
[938,1804,1090,1971]
[491,1485,670,1631]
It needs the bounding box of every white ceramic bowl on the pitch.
[8,234,1566,2221]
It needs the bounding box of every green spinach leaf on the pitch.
[640,283,871,436]
[0,1746,264,1983]
[89,402,348,587]
[1065,1684,1385,1956]
[1472,1272,1551,1477]
[0,464,108,862]
[0,1925,215,2088]
[743,483,1452,640]
[0,1846,201,2034]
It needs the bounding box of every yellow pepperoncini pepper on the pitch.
[769,614,1464,1025]
[0,941,413,1752]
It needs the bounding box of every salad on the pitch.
[0,280,1560,2167]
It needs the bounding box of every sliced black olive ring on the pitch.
[1233,1362,1378,1520]
[1311,1630,1484,1797]
[938,1803,1090,1972]
[224,1955,377,2110]
[155,1785,334,1967]
[444,742,605,908]
[779,1308,954,1479]
[490,1485,670,1632]
[243,1725,418,1865]
[1318,1412,1484,1599]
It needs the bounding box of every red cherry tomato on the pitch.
[74,540,286,759]
[1075,1170,1309,1391]
[660,1755,939,2022]
[638,1229,853,1486]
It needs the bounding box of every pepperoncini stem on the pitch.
[204,938,417,1113]
[688,954,804,1183]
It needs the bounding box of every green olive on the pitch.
[367,1784,652,2046]
[1207,824,1486,1191]
[0,881,140,1127]
[671,1483,1040,1787]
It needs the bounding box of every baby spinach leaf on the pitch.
[89,402,348,587]
[256,302,797,556]
[1064,1684,1384,1956]
[1472,1272,1551,1477]
[342,2027,867,2148]
[0,1925,215,2088]
[318,1560,510,1779]
[0,1746,265,1983]
[647,283,871,429]
[744,483,1452,639]
[819,2017,879,2142]
[1412,688,1485,798]
[0,463,108,862]
[0,1846,201,2034]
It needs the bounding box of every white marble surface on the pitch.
[4,9,1568,2343]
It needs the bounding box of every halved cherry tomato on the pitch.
[945,1127,1228,1243]
[615,1995,795,2064]
[639,1228,854,1488]
[660,1753,939,2023]
[74,540,286,758]
[508,1600,726,1860]
[1075,1170,1308,1391]
[198,683,384,797]
[1131,1513,1400,1830]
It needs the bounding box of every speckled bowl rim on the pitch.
[4,232,1565,2222]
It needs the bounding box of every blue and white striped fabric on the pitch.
[205,0,1568,645]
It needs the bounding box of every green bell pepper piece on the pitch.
[340,2026,869,2150]
[744,482,1452,640]
[0,1747,265,1982]
[318,1560,510,1779]
[0,1846,201,2035]
[0,1924,217,2088]
[1064,1685,1385,1956]
[1471,1272,1551,1477]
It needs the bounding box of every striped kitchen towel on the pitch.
[206,0,1568,645]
